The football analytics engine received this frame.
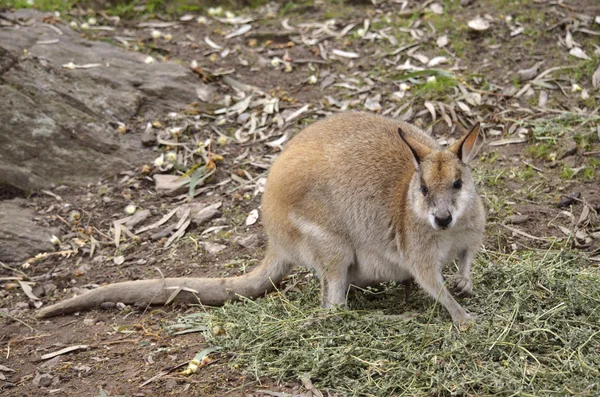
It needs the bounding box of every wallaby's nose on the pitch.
[434,214,453,228]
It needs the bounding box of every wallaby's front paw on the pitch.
[454,276,473,297]
[453,313,476,330]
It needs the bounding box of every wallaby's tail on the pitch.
[37,250,290,318]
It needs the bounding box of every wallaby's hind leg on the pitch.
[287,213,353,309]
[306,239,353,309]
[321,265,350,308]
[411,263,471,324]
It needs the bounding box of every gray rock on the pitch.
[558,141,578,160]
[32,283,57,298]
[32,373,54,388]
[0,199,59,262]
[235,233,260,249]
[191,202,222,226]
[0,10,213,191]
[506,214,529,224]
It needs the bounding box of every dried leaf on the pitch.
[510,26,524,37]
[137,21,177,28]
[592,63,600,88]
[489,137,528,146]
[113,222,122,247]
[503,225,552,241]
[456,101,471,113]
[424,101,436,122]
[430,3,444,15]
[517,61,544,82]
[569,47,590,60]
[332,49,360,59]
[266,131,289,149]
[204,36,223,49]
[538,91,548,108]
[427,56,448,67]
[245,209,259,226]
[154,174,190,196]
[285,104,310,123]
[468,17,490,31]
[411,53,429,64]
[565,30,573,49]
[225,24,252,39]
[41,345,89,360]
[136,207,179,234]
[364,95,382,112]
[62,62,102,69]
[164,219,191,248]
[577,206,590,226]
[436,35,448,47]
[18,281,39,301]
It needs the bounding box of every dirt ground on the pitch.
[1,0,600,396]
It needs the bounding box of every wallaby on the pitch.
[38,112,485,324]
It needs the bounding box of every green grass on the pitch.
[170,249,600,396]
[561,166,595,181]
[526,142,555,160]
[412,76,458,99]
[2,0,270,17]
[3,0,76,12]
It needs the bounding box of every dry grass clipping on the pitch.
[172,249,600,396]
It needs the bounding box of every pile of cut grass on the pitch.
[173,249,600,396]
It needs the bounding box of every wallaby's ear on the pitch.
[449,122,480,163]
[398,127,432,167]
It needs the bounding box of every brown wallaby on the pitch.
[38,112,485,324]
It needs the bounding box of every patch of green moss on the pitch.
[526,142,555,160]
[412,76,458,99]
[3,0,76,12]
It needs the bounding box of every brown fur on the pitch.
[38,112,485,323]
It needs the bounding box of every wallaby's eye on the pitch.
[420,185,429,196]
[453,179,463,190]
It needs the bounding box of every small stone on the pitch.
[165,379,178,390]
[191,203,222,226]
[116,302,127,310]
[32,373,54,388]
[199,242,227,254]
[558,192,581,208]
[32,283,57,297]
[142,130,157,146]
[558,142,578,160]
[506,214,529,224]
[100,302,117,310]
[74,264,90,277]
[235,234,260,249]
[563,157,578,168]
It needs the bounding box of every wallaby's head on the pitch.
[399,123,481,231]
